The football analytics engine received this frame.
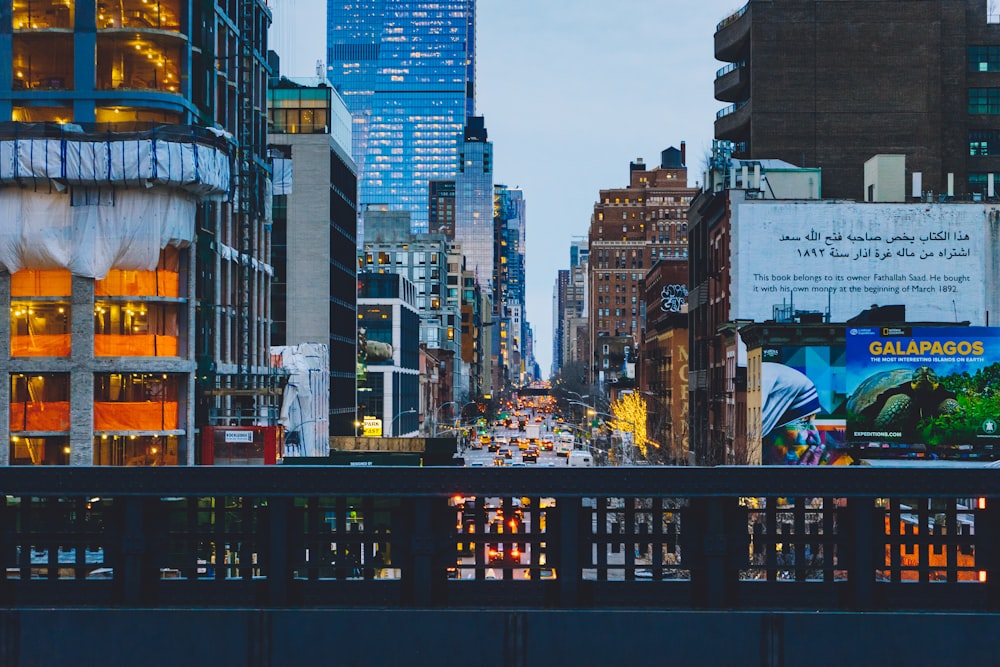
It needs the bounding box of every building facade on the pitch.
[714,0,1000,200]
[2,0,273,465]
[357,272,420,437]
[587,146,698,391]
[268,77,359,435]
[642,259,690,464]
[326,0,476,233]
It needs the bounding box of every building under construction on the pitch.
[1,0,276,465]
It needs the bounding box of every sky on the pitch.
[475,0,743,377]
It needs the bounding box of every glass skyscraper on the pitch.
[327,0,476,233]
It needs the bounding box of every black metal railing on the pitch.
[1,466,998,610]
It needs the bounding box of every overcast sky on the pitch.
[476,1,742,377]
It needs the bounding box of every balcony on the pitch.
[715,61,748,103]
[715,99,750,142]
[715,2,750,62]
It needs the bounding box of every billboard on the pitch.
[732,202,987,324]
[846,326,1000,455]
[760,346,850,465]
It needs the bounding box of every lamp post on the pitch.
[387,408,416,437]
[433,401,458,434]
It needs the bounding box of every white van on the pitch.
[567,450,593,467]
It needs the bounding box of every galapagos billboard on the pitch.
[846,327,1000,450]
[732,202,987,324]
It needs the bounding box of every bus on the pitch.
[556,433,574,457]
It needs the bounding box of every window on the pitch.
[969,88,1000,114]
[969,46,1000,72]
[970,130,1000,156]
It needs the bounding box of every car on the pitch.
[487,441,500,452]
[492,456,505,466]
[523,567,557,580]
[523,448,538,463]
[487,544,522,564]
[539,438,554,451]
[500,447,514,459]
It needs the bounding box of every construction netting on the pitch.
[10,269,72,296]
[11,334,70,357]
[9,401,70,432]
[0,124,230,279]
[93,402,180,431]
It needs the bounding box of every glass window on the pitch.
[94,434,181,466]
[10,301,70,357]
[969,88,1000,114]
[10,436,70,465]
[969,130,1000,156]
[10,373,70,433]
[969,46,1000,72]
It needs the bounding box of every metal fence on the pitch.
[1,466,998,611]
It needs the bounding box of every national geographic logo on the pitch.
[881,327,911,337]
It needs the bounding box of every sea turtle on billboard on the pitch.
[847,365,962,431]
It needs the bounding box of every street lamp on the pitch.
[433,401,458,434]
[387,408,416,437]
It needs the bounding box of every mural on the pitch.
[760,345,850,465]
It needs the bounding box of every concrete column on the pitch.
[70,275,95,465]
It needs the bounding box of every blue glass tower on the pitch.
[327,0,476,233]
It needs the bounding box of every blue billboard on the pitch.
[846,326,1000,455]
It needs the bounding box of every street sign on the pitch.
[363,416,382,437]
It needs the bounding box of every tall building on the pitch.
[552,269,569,376]
[587,147,698,391]
[493,184,525,388]
[2,0,273,465]
[327,1,476,233]
[713,0,1000,200]
[357,272,420,437]
[359,210,462,403]
[455,117,495,296]
[267,75,359,435]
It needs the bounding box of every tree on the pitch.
[610,392,648,458]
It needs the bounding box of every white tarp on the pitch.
[272,342,330,458]
[272,158,292,195]
[0,137,230,196]
[0,187,195,278]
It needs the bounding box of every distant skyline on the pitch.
[476,1,741,377]
[269,0,744,378]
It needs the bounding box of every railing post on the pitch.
[689,495,741,609]
[411,497,434,606]
[556,497,581,607]
[121,497,147,606]
[267,497,290,606]
[848,496,876,611]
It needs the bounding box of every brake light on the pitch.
[511,547,520,558]
[488,548,499,558]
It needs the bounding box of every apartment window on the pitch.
[969,88,1000,114]
[970,130,1000,156]
[969,46,1000,72]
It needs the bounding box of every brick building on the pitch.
[587,146,698,394]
